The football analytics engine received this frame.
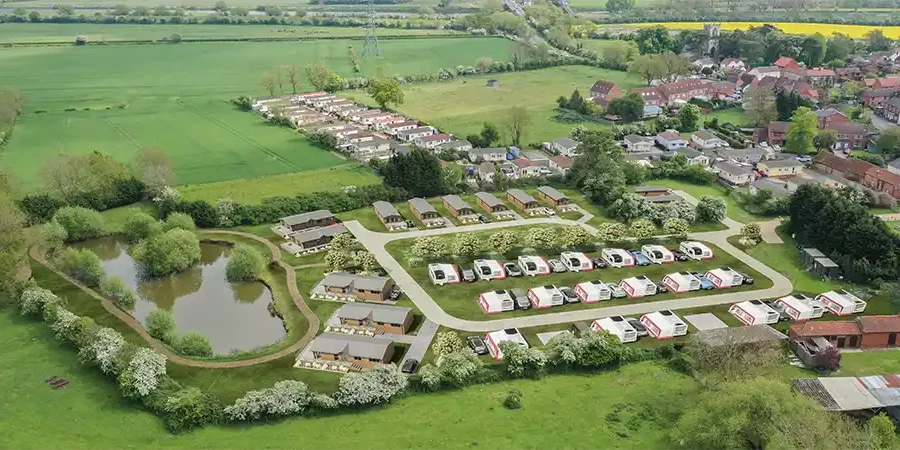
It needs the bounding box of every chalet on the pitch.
[475,191,510,216]
[690,130,727,150]
[373,201,406,230]
[862,167,900,199]
[336,303,414,335]
[656,131,688,151]
[351,138,392,158]
[860,88,900,108]
[341,132,375,146]
[825,122,868,150]
[507,189,540,212]
[415,133,453,149]
[321,272,395,303]
[624,134,655,152]
[549,155,574,174]
[757,159,805,178]
[369,115,406,128]
[789,315,900,350]
[408,198,442,226]
[720,58,746,72]
[880,97,900,124]
[384,121,419,135]
[359,112,395,125]
[673,147,711,166]
[442,195,477,220]
[589,80,622,107]
[397,126,435,142]
[551,137,579,156]
[278,210,336,233]
[714,161,753,186]
[289,223,348,250]
[467,148,507,163]
[536,186,571,209]
[438,140,473,152]
[323,99,354,113]
[335,104,366,117]
[816,108,849,129]
[806,68,837,86]
[309,333,394,369]
[293,91,328,101]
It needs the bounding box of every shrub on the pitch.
[432,331,466,359]
[412,364,443,391]
[99,276,137,310]
[172,332,213,357]
[499,341,548,379]
[163,212,196,232]
[40,221,69,255]
[333,364,408,407]
[329,233,355,251]
[225,244,265,282]
[49,308,83,344]
[55,247,105,287]
[52,206,106,242]
[132,228,201,277]
[122,212,161,242]
[224,380,334,421]
[118,347,167,398]
[145,309,175,341]
[19,286,59,317]
[78,326,125,375]
[504,389,523,409]
[438,350,483,387]
[411,236,447,260]
[663,218,690,238]
[162,387,223,432]
[695,196,727,223]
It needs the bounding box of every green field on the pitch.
[346,65,645,144]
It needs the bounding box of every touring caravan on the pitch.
[574,280,612,303]
[428,263,459,285]
[729,300,780,325]
[641,245,674,264]
[815,290,867,316]
[619,276,658,299]
[679,241,714,260]
[560,252,593,272]
[601,248,635,268]
[484,329,528,360]
[478,290,515,314]
[527,285,565,308]
[640,310,688,340]
[473,259,506,281]
[516,255,551,276]
[590,316,638,343]
[662,272,702,293]
[775,294,825,321]
[705,267,744,288]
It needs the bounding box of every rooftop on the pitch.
[537,185,568,201]
[337,303,412,325]
[507,189,536,203]
[475,191,504,207]
[790,320,861,337]
[322,272,392,293]
[309,333,394,360]
[292,224,348,245]
[281,210,334,226]
[408,197,437,214]
[442,195,472,212]
[373,201,401,218]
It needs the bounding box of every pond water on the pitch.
[79,236,286,355]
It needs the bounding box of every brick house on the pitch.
[835,67,863,81]
[589,80,622,108]
[408,198,441,222]
[536,185,570,209]
[475,191,509,215]
[881,97,900,124]
[309,333,394,369]
[825,122,868,150]
[862,167,900,199]
[336,303,414,335]
[441,195,476,219]
[632,87,665,107]
[865,77,900,90]
[373,201,406,230]
[806,68,837,86]
[766,121,791,146]
[813,152,873,181]
[657,79,715,106]
[279,210,336,233]
[290,224,348,250]
[860,88,900,108]
[789,315,900,349]
[816,109,849,129]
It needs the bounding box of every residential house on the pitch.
[467,148,507,163]
[774,56,803,77]
[864,77,900,90]
[351,138,392,159]
[624,134,655,152]
[692,58,717,72]
[835,67,863,81]
[384,121,419,135]
[358,111,395,125]
[720,58,746,72]
[536,185,571,210]
[373,201,406,230]
[369,115,406,129]
[813,152,873,181]
[321,272,395,303]
[341,132,375,147]
[336,303,414,335]
[880,97,900,124]
[747,66,782,79]
[290,224,348,250]
[826,122,868,150]
[522,150,550,163]
[789,315,900,350]
[397,126,435,142]
[673,147,711,166]
[293,91,327,102]
[442,195,477,220]
[415,133,453,150]
[279,210,337,233]
[551,137,579,156]
[691,130,727,150]
[438,140,473,152]
[717,147,771,164]
[714,161,753,186]
[657,79,715,106]
[477,161,496,182]
[757,159,805,178]
[323,99,354,113]
[408,198,443,226]
[633,87,665,107]
[335,104,366,118]
[862,166,900,199]
[765,121,791,146]
[816,109,849,129]
[656,131,688,151]
[806,68,837,86]
[309,333,394,369]
[549,155,574,174]
[860,88,900,108]
[511,158,543,178]
[475,191,510,216]
[507,189,540,212]
[589,80,622,108]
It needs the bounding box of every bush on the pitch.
[172,332,213,357]
[52,206,106,242]
[55,248,105,287]
[504,389,523,409]
[19,286,60,317]
[333,364,408,407]
[163,212,196,232]
[122,212,161,242]
[132,228,201,277]
[145,309,175,341]
[78,326,126,375]
[118,347,167,398]
[40,220,69,255]
[17,193,68,223]
[162,387,223,432]
[224,380,334,421]
[225,243,265,282]
[99,275,137,310]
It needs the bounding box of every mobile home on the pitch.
[640,310,688,340]
[478,290,515,314]
[528,285,565,308]
[619,276,658,299]
[574,280,612,303]
[729,300,780,325]
[590,316,638,343]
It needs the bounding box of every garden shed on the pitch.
[813,257,841,279]
[801,247,826,266]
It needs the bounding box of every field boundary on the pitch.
[0,33,493,47]
[102,117,143,150]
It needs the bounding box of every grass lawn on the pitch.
[345,65,645,144]
[646,179,764,224]
[385,228,773,321]
[575,38,638,54]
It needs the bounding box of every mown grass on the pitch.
[622,22,900,39]
[646,179,765,224]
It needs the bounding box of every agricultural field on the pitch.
[622,22,900,38]
[346,65,645,144]
[0,23,457,43]
[575,38,638,54]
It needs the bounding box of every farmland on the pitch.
[622,22,900,38]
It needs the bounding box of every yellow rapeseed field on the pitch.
[621,22,900,39]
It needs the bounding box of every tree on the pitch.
[776,90,814,122]
[122,212,160,242]
[475,56,493,72]
[744,86,777,127]
[558,225,592,249]
[677,104,701,132]
[629,54,665,86]
[145,309,175,341]
[305,64,330,91]
[324,250,352,271]
[634,26,676,54]
[479,122,500,147]
[665,200,696,222]
[885,282,900,315]
[595,222,627,242]
[13,6,27,16]
[118,348,167,398]
[18,286,59,317]
[163,212,196,232]
[800,33,827,67]
[825,32,855,63]
[452,234,482,258]
[230,6,250,16]
[867,29,893,52]
[55,248,105,287]
[504,106,529,147]
[438,350,483,386]
[131,229,201,277]
[489,230,518,255]
[260,72,277,97]
[605,0,635,11]
[814,129,839,151]
[40,220,68,256]
[28,11,40,22]
[324,73,344,93]
[380,148,446,197]
[740,223,763,245]
[329,233,355,251]
[133,148,174,197]
[41,152,137,210]
[56,4,75,16]
[264,5,283,16]
[499,341,547,378]
[172,332,213,357]
[162,387,223,432]
[607,92,645,122]
[284,65,300,94]
[629,219,656,239]
[213,0,228,12]
[0,177,27,301]
[875,126,900,157]
[695,196,726,223]
[333,364,408,406]
[99,276,137,310]
[132,5,151,16]
[841,80,864,100]
[659,51,690,82]
[600,41,636,70]
[355,250,378,272]
[411,236,447,259]
[367,78,405,110]
[224,380,332,422]
[785,106,818,155]
[225,244,265,281]
[153,5,170,16]
[78,327,125,375]
[663,218,689,237]
[432,331,465,359]
[685,332,783,384]
[526,228,557,249]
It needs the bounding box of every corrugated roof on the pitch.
[857,315,900,334]
[790,321,861,337]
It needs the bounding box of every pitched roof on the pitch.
[768,121,791,133]
[373,201,400,218]
[337,303,412,325]
[721,58,742,66]
[408,197,437,214]
[309,333,393,360]
[807,68,836,77]
[419,133,451,142]
[861,87,900,98]
[321,272,392,292]
[816,108,847,118]
[632,87,664,101]
[507,188,536,203]
[826,122,867,135]
[658,79,712,96]
[714,161,751,176]
[590,80,619,95]
[774,56,797,68]
[475,191,504,207]
[692,130,718,141]
[624,134,653,144]
[761,158,805,168]
[537,185,567,201]
[550,155,574,168]
[658,131,684,141]
[442,195,472,211]
[386,120,418,129]
[857,315,900,334]
[511,158,538,168]
[790,320,861,337]
[552,137,578,148]
[814,152,873,177]
[281,210,334,226]
[865,167,900,187]
[468,147,506,156]
[291,224,347,245]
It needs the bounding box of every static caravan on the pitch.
[641,245,674,264]
[619,276,658,299]
[705,267,744,288]
[663,272,701,293]
[516,256,551,276]
[478,290,515,314]
[560,252,593,272]
[574,280,612,303]
[590,316,638,343]
[602,248,635,268]
[528,285,565,309]
[775,294,825,321]
[815,290,867,316]
[428,263,459,285]
[473,259,506,281]
[729,300,780,325]
[640,310,688,340]
[680,241,714,260]
[484,329,529,360]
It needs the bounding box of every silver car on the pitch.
[548,259,567,273]
[610,284,627,298]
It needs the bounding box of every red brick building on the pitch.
[825,122,868,150]
[789,316,900,349]
[862,167,900,199]
[590,80,623,108]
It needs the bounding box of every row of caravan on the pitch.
[592,311,688,342]
[728,290,868,326]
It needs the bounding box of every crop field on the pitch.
[0,23,457,43]
[622,22,900,38]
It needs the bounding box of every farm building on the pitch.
[373,201,407,231]
[473,259,506,281]
[506,189,540,212]
[680,241,714,260]
[815,290,867,316]
[705,267,744,288]
[337,303,414,335]
[485,329,529,360]
[478,290,515,314]
[528,285,565,308]
[602,248,635,268]
[641,245,674,264]
[813,257,841,278]
[574,280,612,303]
[775,294,825,321]
[591,316,638,343]
[309,333,394,369]
[428,263,459,285]
[560,252,592,272]
[442,195,477,221]
[516,255,550,276]
[408,198,443,227]
[641,310,688,340]
[619,276,657,298]
[320,272,395,303]
[729,300,780,326]
[663,272,701,293]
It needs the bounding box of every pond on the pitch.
[78,236,286,355]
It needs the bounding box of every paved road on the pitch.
[867,111,895,132]
[878,213,900,221]
[756,219,785,244]
[399,319,438,367]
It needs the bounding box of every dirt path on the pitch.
[29,230,320,369]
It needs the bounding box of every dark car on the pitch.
[405,220,415,228]
[503,262,523,277]
[401,358,419,374]
[763,301,792,322]
[591,258,608,269]
[479,214,489,223]
[559,286,579,304]
[510,288,530,310]
[655,281,668,294]
[467,336,488,355]
[461,268,477,283]
[625,317,648,337]
[739,272,754,285]
[672,251,689,262]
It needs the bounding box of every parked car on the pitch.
[405,220,415,228]
[390,288,402,301]
[655,281,668,294]
[401,358,419,374]
[478,214,489,223]
[739,272,754,285]
[630,251,651,266]
[545,208,557,216]
[373,268,388,277]
[510,288,530,310]
[764,301,792,322]
[503,262,523,277]
[689,271,715,290]
[591,257,608,269]
[461,268,477,283]
[610,284,627,298]
[548,259,567,273]
[795,156,812,163]
[626,317,648,337]
[467,336,488,355]
[672,250,689,262]
[559,286,579,304]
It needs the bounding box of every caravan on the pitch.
[619,276,658,299]
[679,241,714,260]
[428,263,459,285]
[662,272,702,293]
[478,290,515,314]
[484,329,529,360]
[729,300,780,325]
[473,259,506,281]
[560,252,593,272]
[641,245,674,264]
[601,248,635,268]
[775,294,825,321]
[516,255,551,276]
[527,285,565,308]
[640,310,688,340]
[574,280,612,303]
[590,316,638,343]
[705,267,744,288]
[816,290,867,316]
